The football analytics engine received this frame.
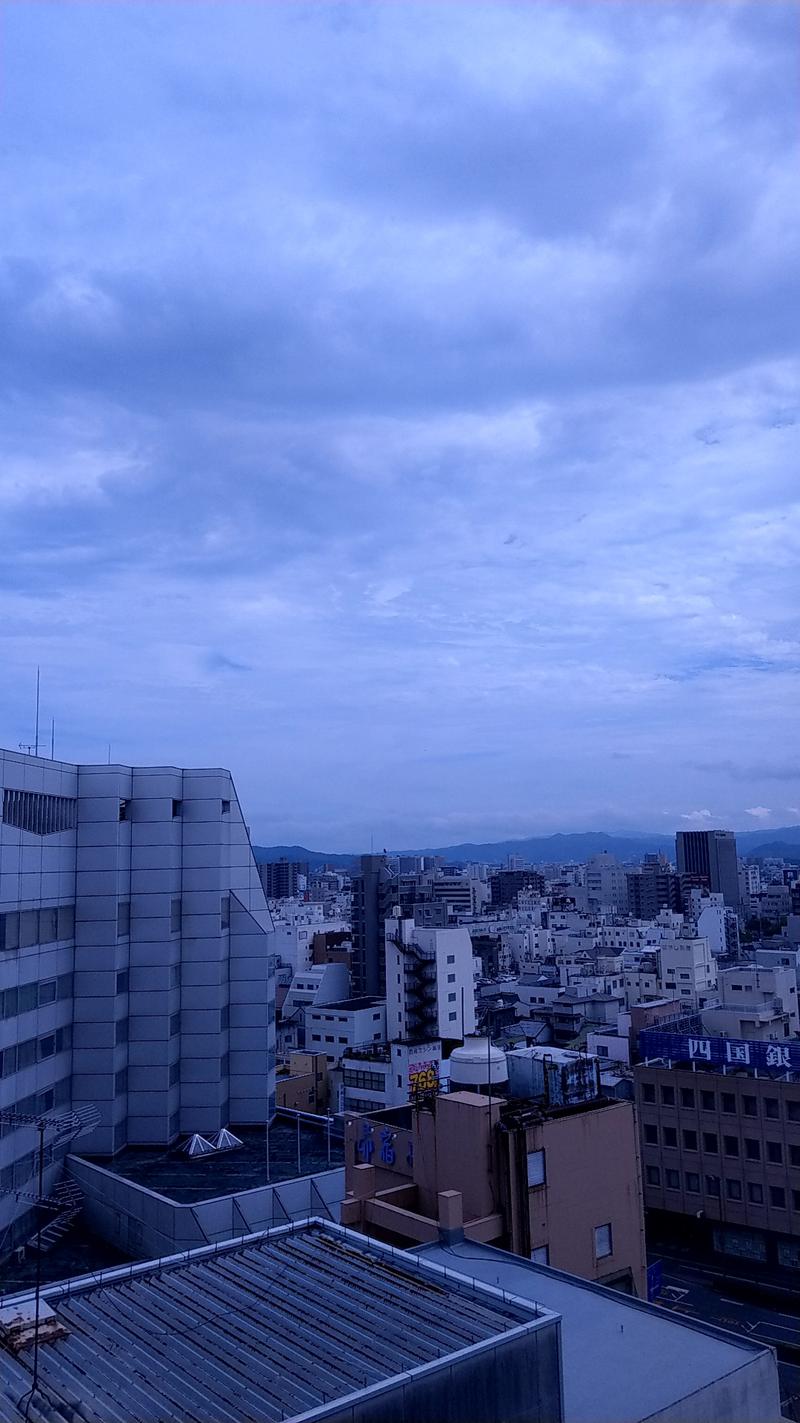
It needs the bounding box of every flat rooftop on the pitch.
[309,995,383,1010]
[83,1121,343,1204]
[417,1239,780,1423]
[0,1222,550,1423]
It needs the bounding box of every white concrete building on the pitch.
[658,935,717,1010]
[340,1040,442,1115]
[586,853,628,913]
[702,964,799,1042]
[306,996,386,1066]
[0,747,275,1241]
[385,917,476,1043]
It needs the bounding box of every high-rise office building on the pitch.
[0,748,275,1241]
[676,830,740,909]
[349,854,397,997]
[258,858,308,900]
[627,856,682,920]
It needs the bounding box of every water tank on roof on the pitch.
[449,1037,508,1095]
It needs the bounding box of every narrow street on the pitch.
[651,1251,800,1411]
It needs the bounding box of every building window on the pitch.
[790,1145,800,1168]
[447,973,456,984]
[723,1136,739,1158]
[644,1125,658,1145]
[221,896,230,930]
[221,800,231,814]
[744,1138,761,1161]
[117,901,131,938]
[767,1141,783,1165]
[686,1172,701,1193]
[646,1165,661,1186]
[115,970,129,995]
[680,1088,695,1108]
[115,1067,128,1094]
[169,1011,181,1037]
[700,1090,715,1111]
[119,799,130,821]
[172,799,182,818]
[642,1083,656,1104]
[792,1190,800,1212]
[702,1132,718,1154]
[747,1182,764,1204]
[448,1011,457,1021]
[742,1095,757,1117]
[705,1175,721,1197]
[446,954,455,964]
[447,992,457,1003]
[682,1130,697,1152]
[115,1018,128,1045]
[663,1127,677,1148]
[527,1150,545,1187]
[725,1179,742,1201]
[770,1186,786,1209]
[594,1223,612,1259]
[170,898,182,934]
[721,1093,736,1114]
[765,1098,780,1120]
[661,1085,675,1106]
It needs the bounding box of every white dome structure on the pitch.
[448,1037,508,1094]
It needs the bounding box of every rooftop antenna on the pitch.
[50,718,55,761]
[34,666,40,757]
[107,743,112,765]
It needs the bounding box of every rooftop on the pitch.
[83,1120,344,1204]
[0,1221,551,1423]
[308,996,384,1012]
[416,1238,780,1423]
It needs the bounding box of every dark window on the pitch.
[169,1011,181,1036]
[685,1171,700,1192]
[700,1090,715,1111]
[767,1140,783,1164]
[681,1088,695,1108]
[742,1095,757,1117]
[665,1169,680,1189]
[221,800,231,814]
[682,1129,698,1151]
[703,1132,718,1154]
[646,1165,661,1186]
[705,1175,721,1196]
[38,1034,56,1060]
[721,1093,736,1114]
[119,799,129,821]
[38,980,57,1006]
[747,1182,764,1204]
[663,1127,678,1148]
[726,1179,742,1201]
[117,901,131,938]
[723,1136,739,1157]
[57,904,75,940]
[221,896,230,930]
[744,1138,761,1161]
[170,898,182,934]
[661,1085,675,1106]
[789,1145,800,1168]
[115,1067,128,1093]
[172,799,182,818]
[115,970,129,995]
[771,1185,786,1208]
[114,1018,128,1045]
[641,1083,656,1104]
[793,1190,800,1211]
[644,1125,658,1145]
[765,1098,780,1120]
[38,908,58,943]
[786,1101,800,1123]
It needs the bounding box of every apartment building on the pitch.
[636,1031,800,1275]
[0,748,275,1241]
[658,935,717,1010]
[384,916,476,1045]
[702,964,799,1042]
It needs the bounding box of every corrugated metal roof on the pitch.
[0,1222,540,1423]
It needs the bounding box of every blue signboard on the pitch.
[647,1260,663,1302]
[639,1030,799,1073]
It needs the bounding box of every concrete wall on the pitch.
[67,1153,345,1259]
[645,1355,781,1423]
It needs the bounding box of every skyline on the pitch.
[2,1,799,851]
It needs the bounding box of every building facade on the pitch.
[0,748,275,1242]
[676,830,740,910]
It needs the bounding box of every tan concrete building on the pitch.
[275,1050,329,1112]
[341,1088,647,1295]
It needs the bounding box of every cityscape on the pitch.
[1,1,798,1421]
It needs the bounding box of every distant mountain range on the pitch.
[253,826,800,870]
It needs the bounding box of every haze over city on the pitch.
[1,1,798,850]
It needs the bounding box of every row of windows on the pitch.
[117,897,230,938]
[646,1164,799,1209]
[643,1123,795,1163]
[0,1077,71,1138]
[641,1081,800,1121]
[345,1097,385,1113]
[0,904,75,952]
[0,973,73,1020]
[2,788,77,836]
[0,1025,72,1078]
[342,1069,385,1091]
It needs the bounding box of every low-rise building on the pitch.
[306,996,386,1066]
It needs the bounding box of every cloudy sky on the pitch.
[1,1,798,849]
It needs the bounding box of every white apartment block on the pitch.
[658,936,717,1010]
[702,964,799,1042]
[385,918,476,1043]
[268,902,349,975]
[340,1040,443,1115]
[0,748,275,1240]
[306,996,386,1066]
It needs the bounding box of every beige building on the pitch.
[341,1088,647,1296]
